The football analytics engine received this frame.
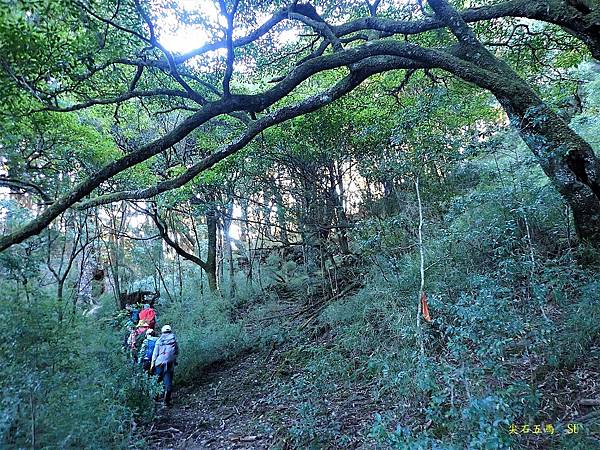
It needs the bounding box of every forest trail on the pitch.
[144,338,386,449]
[143,323,600,450]
[143,273,378,448]
[147,352,274,449]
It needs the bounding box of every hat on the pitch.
[146,328,154,336]
[144,304,151,309]
[136,320,149,328]
[161,325,172,333]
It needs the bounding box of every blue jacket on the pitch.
[138,335,158,362]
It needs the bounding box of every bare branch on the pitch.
[365,0,382,17]
[289,12,343,52]
[76,1,149,43]
[128,65,144,92]
[76,55,429,209]
[147,205,210,272]
[219,0,241,96]
[0,177,53,203]
[40,89,194,112]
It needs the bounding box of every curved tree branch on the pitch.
[3,0,598,252]
[0,177,53,203]
[76,55,431,209]
[148,206,209,272]
[41,89,194,112]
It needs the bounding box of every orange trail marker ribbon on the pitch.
[421,291,432,322]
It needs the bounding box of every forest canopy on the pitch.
[1,0,599,248]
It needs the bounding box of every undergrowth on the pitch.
[250,125,600,448]
[0,289,151,449]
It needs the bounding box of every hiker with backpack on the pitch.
[127,320,150,363]
[151,324,179,406]
[125,304,140,323]
[138,303,156,329]
[138,328,158,373]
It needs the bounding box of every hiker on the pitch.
[123,321,134,350]
[151,324,179,406]
[127,320,150,363]
[138,303,156,329]
[126,304,140,323]
[138,328,158,373]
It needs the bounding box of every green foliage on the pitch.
[370,394,512,450]
[248,89,600,447]
[288,401,328,449]
[0,2,599,446]
[157,293,250,386]
[0,287,150,449]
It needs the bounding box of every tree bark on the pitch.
[150,207,219,292]
[428,0,600,244]
[2,0,599,254]
[274,174,290,245]
[533,0,600,60]
[57,279,65,322]
[332,161,350,254]
[206,207,218,292]
[222,201,236,298]
[497,92,600,242]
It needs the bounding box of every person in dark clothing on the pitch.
[126,304,140,323]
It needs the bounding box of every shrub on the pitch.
[0,286,150,449]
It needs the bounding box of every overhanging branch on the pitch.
[76,55,430,209]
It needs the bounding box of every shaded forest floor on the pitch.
[140,260,600,449]
[146,351,275,449]
[145,347,390,449]
[143,330,600,450]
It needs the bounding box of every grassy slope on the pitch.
[146,64,600,449]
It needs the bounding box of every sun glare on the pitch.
[157,0,219,53]
[160,25,211,53]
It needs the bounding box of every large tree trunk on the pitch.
[497,91,600,242]
[428,0,600,244]
[543,0,600,60]
[483,63,600,243]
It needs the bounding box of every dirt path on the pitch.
[144,344,385,450]
[144,289,390,450]
[146,352,285,449]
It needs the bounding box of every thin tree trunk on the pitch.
[150,249,173,301]
[333,161,350,254]
[30,390,36,450]
[57,280,64,322]
[223,201,236,298]
[206,208,218,292]
[274,174,290,245]
[177,253,183,297]
[415,176,425,359]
